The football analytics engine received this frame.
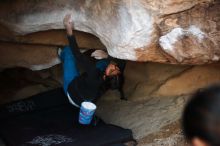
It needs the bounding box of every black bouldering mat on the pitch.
[0,88,135,146]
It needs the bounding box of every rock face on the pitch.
[0,0,219,64]
[0,42,60,70]
[159,2,220,64]
[0,28,105,49]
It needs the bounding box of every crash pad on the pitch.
[0,88,134,146]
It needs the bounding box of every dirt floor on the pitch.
[96,91,189,145]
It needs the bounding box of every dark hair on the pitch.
[182,84,220,146]
[105,74,124,90]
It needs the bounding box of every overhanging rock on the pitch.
[0,0,219,64]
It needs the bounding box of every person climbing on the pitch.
[58,14,126,108]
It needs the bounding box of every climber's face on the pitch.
[105,63,120,76]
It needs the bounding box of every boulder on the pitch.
[0,0,219,64]
[0,28,105,49]
[158,2,220,64]
[0,42,59,70]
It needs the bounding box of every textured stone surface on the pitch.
[137,121,189,146]
[122,62,190,101]
[0,0,219,64]
[0,29,105,49]
[0,42,60,70]
[153,63,220,97]
[158,1,220,64]
[96,94,187,139]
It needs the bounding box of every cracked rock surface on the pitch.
[0,0,219,64]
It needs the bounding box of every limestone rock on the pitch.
[0,0,219,64]
[123,62,190,101]
[152,63,220,97]
[0,28,105,49]
[0,42,60,70]
[158,2,220,64]
[103,62,220,101]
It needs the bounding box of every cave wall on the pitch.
[100,62,220,102]
[2,62,220,105]
[0,29,105,70]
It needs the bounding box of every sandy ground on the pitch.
[97,95,187,139]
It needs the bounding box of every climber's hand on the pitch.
[63,14,73,36]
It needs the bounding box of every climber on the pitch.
[58,14,126,107]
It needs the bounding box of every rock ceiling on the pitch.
[0,0,219,66]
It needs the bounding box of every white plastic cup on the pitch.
[79,101,97,125]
